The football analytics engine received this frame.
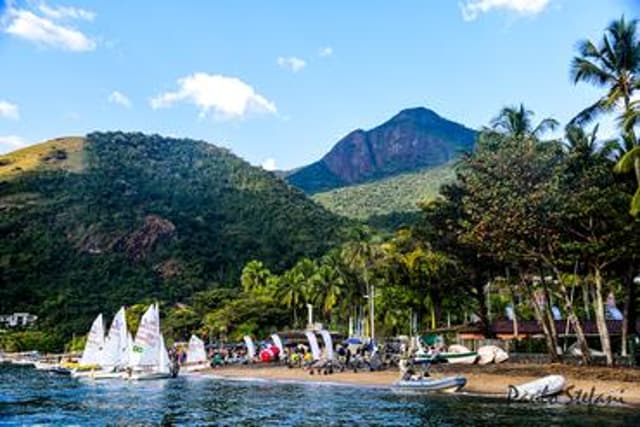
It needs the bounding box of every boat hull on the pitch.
[181,362,209,373]
[443,352,478,364]
[393,376,467,393]
[509,375,566,400]
[127,371,172,381]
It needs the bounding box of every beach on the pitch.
[204,363,640,406]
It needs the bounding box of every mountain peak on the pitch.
[286,107,477,193]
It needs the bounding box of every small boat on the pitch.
[494,347,509,363]
[71,314,105,378]
[440,345,478,364]
[126,304,173,380]
[508,375,566,400]
[393,376,467,392]
[477,345,509,365]
[90,307,130,380]
[476,346,495,365]
[181,335,209,373]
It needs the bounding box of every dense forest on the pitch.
[181,16,640,367]
[0,132,345,350]
[2,17,640,368]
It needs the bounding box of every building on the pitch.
[0,312,38,328]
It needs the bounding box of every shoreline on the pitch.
[199,363,640,407]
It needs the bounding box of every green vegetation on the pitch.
[0,132,344,350]
[1,18,639,369]
[312,163,455,220]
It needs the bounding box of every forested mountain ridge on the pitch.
[0,132,345,347]
[312,162,456,220]
[286,107,476,193]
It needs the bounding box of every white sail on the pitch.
[158,334,171,374]
[186,335,207,364]
[305,331,321,360]
[319,330,334,360]
[243,336,256,359]
[127,332,134,366]
[271,333,285,359]
[102,307,128,369]
[130,304,160,368]
[79,314,105,366]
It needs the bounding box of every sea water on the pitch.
[0,365,639,426]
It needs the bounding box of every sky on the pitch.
[0,0,639,170]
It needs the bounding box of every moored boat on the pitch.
[71,314,105,378]
[508,375,566,401]
[126,303,173,380]
[182,335,209,373]
[393,376,467,392]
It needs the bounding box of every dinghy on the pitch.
[71,314,105,378]
[508,375,566,401]
[494,347,509,363]
[182,335,209,372]
[126,304,173,380]
[442,344,478,364]
[91,307,130,380]
[477,345,509,365]
[393,376,467,392]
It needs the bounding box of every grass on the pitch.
[0,137,86,179]
[312,163,456,219]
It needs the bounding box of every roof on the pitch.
[457,320,640,336]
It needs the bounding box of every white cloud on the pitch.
[38,3,95,21]
[0,100,20,120]
[150,72,277,119]
[108,91,132,108]
[261,158,277,171]
[460,0,551,21]
[0,135,29,154]
[318,47,333,57]
[277,56,306,72]
[3,7,96,51]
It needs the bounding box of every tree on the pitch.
[490,104,559,141]
[570,16,640,216]
[312,253,346,323]
[570,16,640,130]
[240,260,272,295]
[276,258,317,328]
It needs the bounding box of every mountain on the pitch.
[0,132,344,346]
[312,162,456,222]
[286,107,476,193]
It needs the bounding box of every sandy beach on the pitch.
[202,363,640,406]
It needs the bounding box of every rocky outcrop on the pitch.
[121,215,176,262]
[286,107,476,193]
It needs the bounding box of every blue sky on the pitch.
[0,0,638,170]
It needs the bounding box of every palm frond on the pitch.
[631,187,640,217]
[570,57,614,86]
[569,99,610,127]
[532,117,559,137]
[614,145,640,173]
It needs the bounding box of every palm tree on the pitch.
[340,226,385,338]
[564,124,619,162]
[570,16,640,131]
[570,16,640,215]
[240,260,271,294]
[491,104,559,140]
[312,261,345,323]
[277,258,317,327]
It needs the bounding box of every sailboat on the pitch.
[182,335,209,372]
[91,307,130,379]
[71,314,105,378]
[126,303,173,380]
